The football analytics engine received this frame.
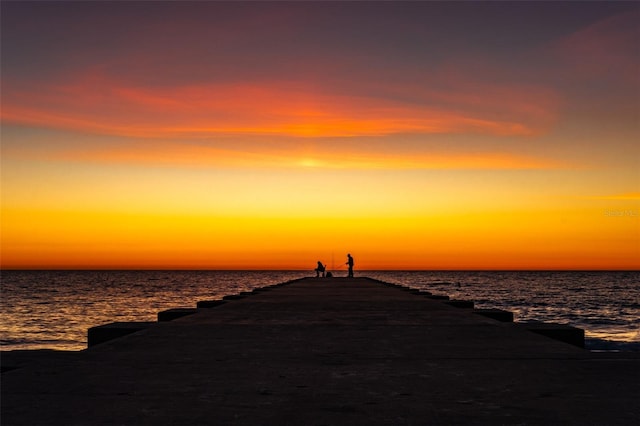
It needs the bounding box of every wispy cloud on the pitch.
[24,140,562,170]
[552,9,640,83]
[1,71,559,139]
[581,193,640,201]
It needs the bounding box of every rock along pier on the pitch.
[2,277,639,425]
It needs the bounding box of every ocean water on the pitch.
[367,271,640,351]
[1,270,638,352]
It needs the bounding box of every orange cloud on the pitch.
[2,72,556,139]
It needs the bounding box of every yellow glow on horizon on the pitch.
[2,202,638,270]
[3,139,637,271]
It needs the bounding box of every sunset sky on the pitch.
[1,1,638,270]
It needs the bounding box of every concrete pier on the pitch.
[2,277,639,425]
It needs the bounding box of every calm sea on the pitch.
[1,270,638,352]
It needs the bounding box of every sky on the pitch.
[1,1,638,270]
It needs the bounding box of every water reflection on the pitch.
[1,271,306,350]
[1,270,638,351]
[367,271,640,350]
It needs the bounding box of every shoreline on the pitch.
[4,333,640,355]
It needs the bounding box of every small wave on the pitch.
[1,338,31,346]
[585,319,626,326]
[586,338,640,352]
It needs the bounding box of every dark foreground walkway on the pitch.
[2,277,639,425]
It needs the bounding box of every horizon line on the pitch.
[2,268,638,273]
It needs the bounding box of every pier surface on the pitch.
[2,277,639,425]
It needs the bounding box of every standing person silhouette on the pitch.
[315,261,326,278]
[346,253,354,277]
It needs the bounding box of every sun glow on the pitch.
[1,2,638,270]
